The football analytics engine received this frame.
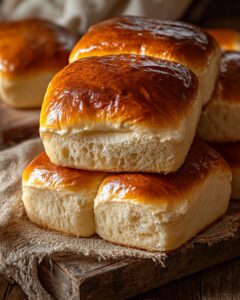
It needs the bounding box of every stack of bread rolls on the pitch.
[198,29,240,200]
[0,18,75,108]
[22,16,233,252]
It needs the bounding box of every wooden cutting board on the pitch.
[0,105,240,300]
[0,101,40,149]
[38,201,240,300]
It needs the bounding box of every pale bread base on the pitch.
[94,173,231,252]
[198,48,221,105]
[198,101,240,142]
[22,185,98,237]
[0,71,56,108]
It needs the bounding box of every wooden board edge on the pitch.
[38,229,240,300]
[79,231,240,300]
[0,275,9,300]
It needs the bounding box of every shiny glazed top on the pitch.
[70,16,217,74]
[0,18,76,77]
[211,51,240,104]
[211,142,240,167]
[96,140,231,207]
[40,54,198,133]
[207,29,240,51]
[22,152,106,191]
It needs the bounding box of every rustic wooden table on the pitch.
[1,256,240,299]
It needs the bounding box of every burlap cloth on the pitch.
[0,138,240,299]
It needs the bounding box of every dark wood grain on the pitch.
[200,258,240,300]
[0,274,25,300]
[0,275,8,300]
[132,258,240,300]
[3,258,240,300]
[2,285,25,300]
[133,271,202,300]
[37,201,240,300]
[0,101,39,149]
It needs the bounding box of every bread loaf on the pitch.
[0,18,75,108]
[94,141,232,251]
[198,51,240,142]
[40,54,201,173]
[22,152,106,237]
[70,16,221,104]
[22,141,232,250]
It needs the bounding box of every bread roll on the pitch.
[22,152,106,237]
[94,141,232,252]
[70,16,221,104]
[198,51,240,142]
[207,29,240,51]
[211,142,240,199]
[40,54,201,173]
[0,18,76,108]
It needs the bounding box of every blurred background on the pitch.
[0,0,239,36]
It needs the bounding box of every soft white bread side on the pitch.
[198,101,240,142]
[22,152,106,237]
[41,115,199,173]
[40,55,201,173]
[94,141,232,252]
[199,50,220,105]
[0,72,56,108]
[211,142,240,199]
[198,52,240,142]
[22,186,97,237]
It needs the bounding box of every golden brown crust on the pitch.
[70,16,217,73]
[0,18,76,77]
[211,142,240,167]
[97,140,230,205]
[211,51,240,104]
[22,152,106,191]
[207,29,240,51]
[40,54,198,132]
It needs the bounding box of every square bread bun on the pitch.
[94,141,232,252]
[0,18,76,108]
[22,152,106,237]
[207,29,240,51]
[198,52,240,142]
[69,16,221,105]
[40,54,201,173]
[211,142,240,199]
